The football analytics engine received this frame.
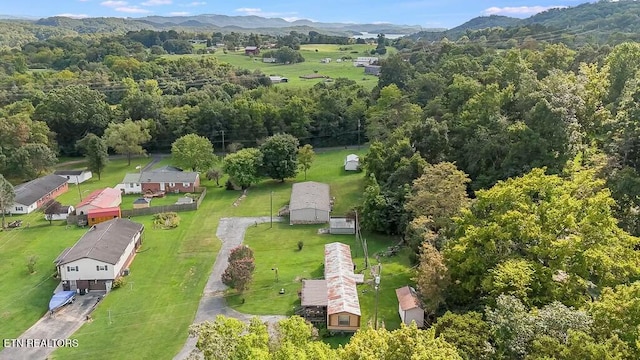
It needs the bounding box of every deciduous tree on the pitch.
[76,133,109,180]
[223,148,262,189]
[43,200,62,225]
[103,119,152,166]
[171,133,215,172]
[297,144,315,180]
[0,174,14,229]
[259,133,299,182]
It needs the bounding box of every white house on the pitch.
[289,181,331,225]
[353,57,378,67]
[269,76,289,84]
[54,218,144,292]
[344,154,360,171]
[54,170,93,184]
[45,205,74,221]
[10,175,69,215]
[395,286,424,328]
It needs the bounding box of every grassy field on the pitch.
[165,44,393,90]
[0,147,411,358]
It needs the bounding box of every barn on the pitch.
[289,181,331,225]
[395,286,425,327]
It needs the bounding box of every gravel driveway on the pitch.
[173,217,285,360]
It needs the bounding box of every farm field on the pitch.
[0,147,396,359]
[164,44,393,89]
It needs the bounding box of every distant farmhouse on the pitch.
[54,170,92,184]
[269,76,288,84]
[244,46,260,56]
[300,242,362,332]
[119,167,200,195]
[353,57,378,67]
[289,181,331,225]
[10,174,68,214]
[364,65,381,76]
[55,218,144,292]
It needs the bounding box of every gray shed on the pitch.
[330,217,356,234]
[289,181,331,225]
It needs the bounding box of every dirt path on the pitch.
[173,217,285,360]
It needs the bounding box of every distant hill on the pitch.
[25,14,426,37]
[408,0,640,43]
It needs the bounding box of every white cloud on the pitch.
[116,6,151,13]
[169,11,189,16]
[78,0,90,2]
[56,13,89,18]
[235,7,299,19]
[482,5,567,17]
[101,0,127,7]
[141,0,172,6]
[185,1,206,6]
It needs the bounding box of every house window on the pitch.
[169,182,175,187]
[338,315,350,326]
[129,183,134,188]
[67,266,79,272]
[15,206,23,211]
[96,265,108,271]
[183,182,190,187]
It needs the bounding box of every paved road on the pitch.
[173,217,285,360]
[0,292,104,360]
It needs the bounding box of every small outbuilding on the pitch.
[133,198,151,209]
[44,205,75,221]
[330,217,356,234]
[289,181,331,225]
[395,286,424,328]
[344,154,360,171]
[245,46,260,56]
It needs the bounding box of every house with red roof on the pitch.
[395,286,424,327]
[76,188,122,226]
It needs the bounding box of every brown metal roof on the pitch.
[324,242,361,316]
[290,181,331,212]
[55,218,143,265]
[396,286,422,311]
[300,280,327,307]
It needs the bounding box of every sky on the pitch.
[2,0,594,29]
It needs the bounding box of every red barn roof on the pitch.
[77,188,121,209]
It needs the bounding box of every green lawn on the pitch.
[1,148,413,359]
[164,44,394,90]
[0,157,153,340]
[225,223,412,333]
[119,193,198,210]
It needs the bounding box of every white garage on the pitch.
[289,182,331,225]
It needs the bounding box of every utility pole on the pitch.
[270,191,273,228]
[374,275,380,330]
[357,119,361,150]
[221,130,226,155]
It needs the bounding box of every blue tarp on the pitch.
[49,291,75,311]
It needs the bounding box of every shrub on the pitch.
[26,255,38,274]
[222,245,256,293]
[112,277,126,289]
[297,240,304,251]
[153,212,180,229]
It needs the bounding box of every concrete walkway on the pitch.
[0,292,104,360]
[173,217,285,360]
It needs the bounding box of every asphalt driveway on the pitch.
[173,217,285,360]
[0,291,104,360]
